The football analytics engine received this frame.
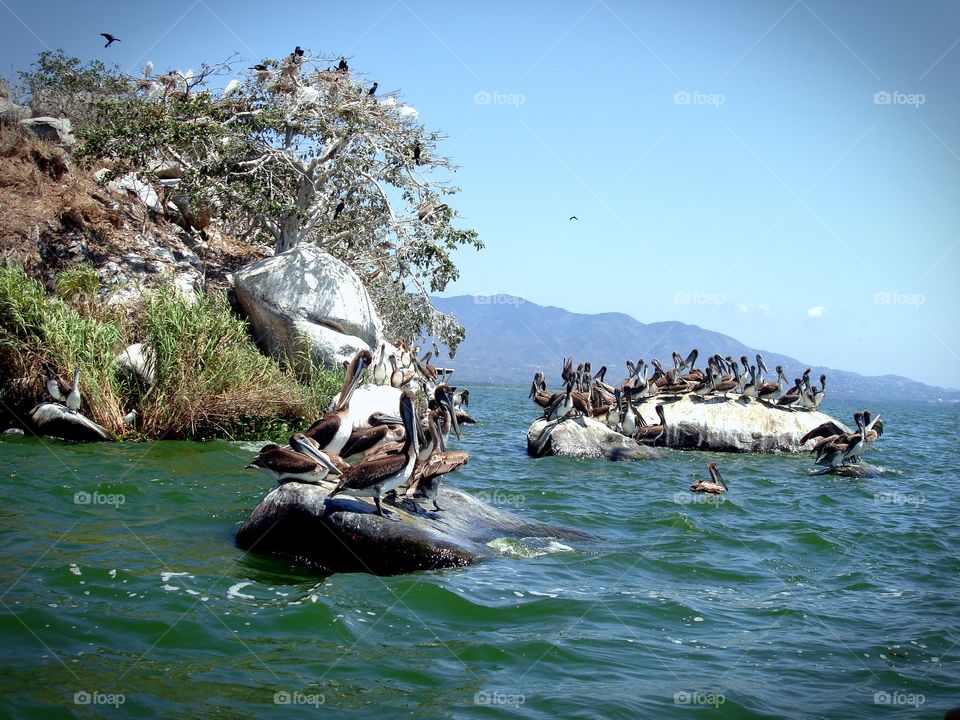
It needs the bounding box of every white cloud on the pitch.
[807,305,826,318]
[758,303,772,316]
[736,302,750,314]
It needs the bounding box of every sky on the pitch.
[1,0,958,389]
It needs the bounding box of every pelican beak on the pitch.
[401,394,420,456]
[442,390,461,440]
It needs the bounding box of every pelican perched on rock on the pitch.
[246,433,344,485]
[634,404,666,445]
[545,382,576,421]
[328,391,420,517]
[691,463,727,494]
[405,413,468,511]
[339,413,406,462]
[372,343,389,385]
[43,363,68,403]
[757,365,786,404]
[66,369,81,413]
[304,350,371,454]
[432,384,462,442]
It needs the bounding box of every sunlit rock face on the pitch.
[526,415,662,461]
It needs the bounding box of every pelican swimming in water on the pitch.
[246,433,344,485]
[690,462,727,494]
[304,350,372,455]
[327,391,420,517]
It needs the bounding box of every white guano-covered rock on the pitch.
[633,394,846,453]
[233,245,385,369]
[19,116,76,146]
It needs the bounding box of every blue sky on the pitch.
[1,1,958,388]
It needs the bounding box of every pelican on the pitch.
[634,404,666,445]
[843,410,882,463]
[339,414,406,462]
[757,365,786,404]
[372,343,389,384]
[66,369,81,412]
[304,350,372,454]
[43,363,68,402]
[776,378,803,407]
[691,463,727,494]
[812,374,826,410]
[405,414,468,511]
[246,433,343,485]
[741,365,759,398]
[620,394,637,435]
[546,382,576,421]
[328,391,420,517]
[432,384,462,442]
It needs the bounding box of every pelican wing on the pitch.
[332,451,408,494]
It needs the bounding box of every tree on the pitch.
[20,50,481,354]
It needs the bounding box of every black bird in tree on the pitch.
[333,200,345,219]
[293,46,305,57]
[337,56,349,72]
[367,82,378,96]
[413,142,422,164]
[101,33,120,47]
[250,63,269,71]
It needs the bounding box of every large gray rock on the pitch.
[116,343,156,385]
[28,403,113,442]
[19,116,75,146]
[233,246,384,370]
[236,482,590,575]
[0,97,30,125]
[634,395,846,453]
[104,172,164,214]
[526,415,662,460]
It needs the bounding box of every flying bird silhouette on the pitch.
[101,33,120,48]
[569,216,579,221]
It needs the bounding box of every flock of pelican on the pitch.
[800,410,884,468]
[244,348,470,517]
[529,349,830,446]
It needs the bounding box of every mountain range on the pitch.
[431,295,960,404]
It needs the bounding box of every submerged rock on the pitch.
[28,403,113,442]
[526,415,662,460]
[236,482,590,575]
[634,395,845,453]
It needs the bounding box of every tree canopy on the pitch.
[19,49,482,354]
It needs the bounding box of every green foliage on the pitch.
[0,267,341,440]
[55,263,100,307]
[17,49,482,354]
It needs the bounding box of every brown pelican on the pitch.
[757,366,786,403]
[530,377,553,410]
[691,463,727,494]
[741,365,759,398]
[620,393,637,435]
[810,412,864,467]
[340,414,406,462]
[405,414,468,511]
[776,378,803,407]
[692,366,715,397]
[328,391,420,517]
[812,374,826,410]
[430,384,462,443]
[66,369,81,412]
[304,350,372,454]
[546,382,576,421]
[372,344,389,385]
[843,410,882,463]
[246,433,344,485]
[634,404,666,445]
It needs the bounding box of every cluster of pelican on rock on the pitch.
[245,349,470,517]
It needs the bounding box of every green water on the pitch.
[1,390,958,718]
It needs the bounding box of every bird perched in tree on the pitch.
[293,46,305,57]
[338,56,348,72]
[413,142,422,164]
[101,33,120,48]
[368,82,378,96]
[333,200,345,219]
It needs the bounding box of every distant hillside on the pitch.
[433,295,960,404]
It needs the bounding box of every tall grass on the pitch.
[0,266,345,440]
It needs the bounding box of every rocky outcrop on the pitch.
[0,97,30,125]
[116,343,156,386]
[635,395,846,453]
[233,246,385,370]
[28,403,113,442]
[236,481,591,575]
[526,415,662,460]
[19,117,76,146]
